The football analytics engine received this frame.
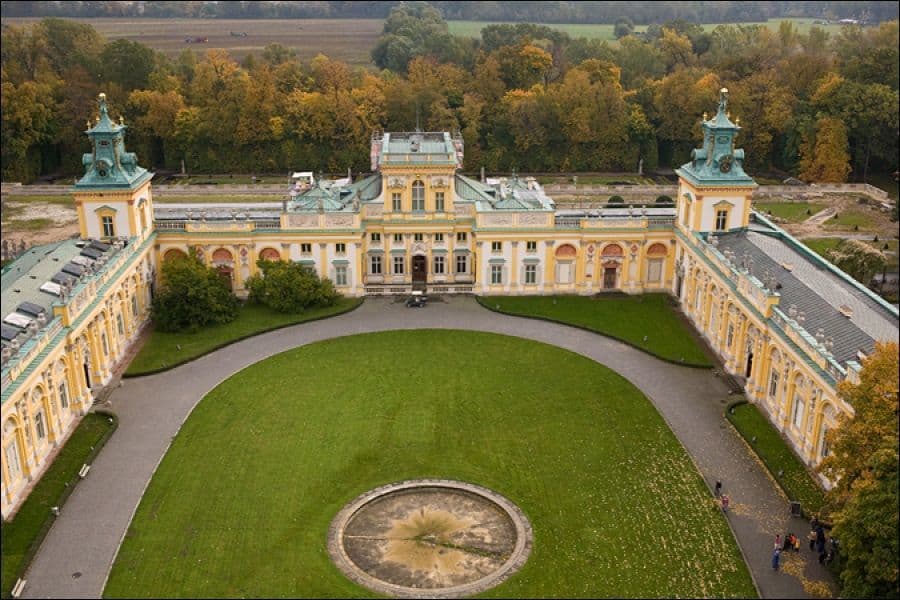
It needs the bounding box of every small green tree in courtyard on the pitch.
[826,239,887,283]
[151,249,238,332]
[245,259,339,313]
[819,342,899,599]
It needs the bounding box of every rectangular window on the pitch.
[414,233,423,242]
[435,192,445,212]
[434,255,445,274]
[370,255,382,275]
[412,183,425,211]
[393,256,405,275]
[525,264,537,284]
[393,233,403,243]
[456,254,467,274]
[491,241,502,253]
[715,209,728,231]
[434,233,444,243]
[392,193,402,212]
[117,314,124,336]
[102,216,115,238]
[726,325,734,349]
[4,442,20,477]
[491,264,503,284]
[371,232,381,242]
[301,243,312,254]
[59,383,69,409]
[101,333,108,355]
[335,265,347,286]
[526,241,537,252]
[35,411,46,440]
[792,395,805,429]
[647,259,663,283]
[131,295,138,316]
[336,243,346,254]
[457,232,467,242]
[769,370,779,397]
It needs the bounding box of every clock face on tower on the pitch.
[719,155,733,173]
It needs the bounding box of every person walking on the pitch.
[808,528,817,551]
[772,548,781,571]
[714,480,722,497]
[775,534,781,550]
[721,494,730,513]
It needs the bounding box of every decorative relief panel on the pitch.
[483,214,513,227]
[325,214,354,228]
[430,176,448,188]
[518,213,547,226]
[287,214,320,228]
[366,204,383,218]
[388,176,407,189]
[455,205,470,216]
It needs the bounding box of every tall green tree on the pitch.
[799,116,852,182]
[819,342,899,600]
[245,259,338,313]
[151,250,239,332]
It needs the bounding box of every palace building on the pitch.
[2,90,897,518]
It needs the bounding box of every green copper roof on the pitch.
[74,93,152,190]
[677,88,755,188]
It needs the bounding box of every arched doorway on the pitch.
[601,244,623,290]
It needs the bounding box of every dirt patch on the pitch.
[1,200,79,248]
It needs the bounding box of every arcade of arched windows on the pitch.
[678,258,845,470]
[2,251,154,518]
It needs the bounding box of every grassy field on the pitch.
[727,402,825,517]
[1,17,848,64]
[825,207,880,231]
[754,202,826,223]
[0,18,382,65]
[105,331,755,598]
[125,298,361,376]
[478,293,712,366]
[803,237,899,267]
[1,413,116,598]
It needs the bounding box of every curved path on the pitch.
[21,297,833,599]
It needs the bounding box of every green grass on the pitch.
[152,195,281,204]
[105,331,755,598]
[448,17,845,41]
[3,218,55,232]
[826,208,878,230]
[478,294,712,366]
[2,195,75,205]
[803,237,899,268]
[124,298,362,376]
[754,202,826,223]
[727,403,825,517]
[1,413,116,598]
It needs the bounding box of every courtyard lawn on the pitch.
[754,202,826,222]
[478,294,712,366]
[727,402,825,516]
[105,331,755,598]
[124,298,361,376]
[1,413,116,598]
[825,208,878,231]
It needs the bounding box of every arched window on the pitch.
[163,249,187,262]
[412,180,425,211]
[212,248,233,263]
[259,248,280,261]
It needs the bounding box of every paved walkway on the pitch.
[21,297,834,598]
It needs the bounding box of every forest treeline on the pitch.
[3,0,899,24]
[1,3,898,183]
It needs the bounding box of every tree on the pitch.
[99,39,156,92]
[819,342,899,599]
[151,250,239,332]
[799,116,852,183]
[245,260,338,313]
[825,239,888,283]
[614,17,635,39]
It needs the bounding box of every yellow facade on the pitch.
[4,96,897,520]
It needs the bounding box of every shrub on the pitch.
[245,259,339,313]
[151,250,239,332]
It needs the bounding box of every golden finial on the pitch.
[98,92,106,101]
[703,111,708,121]
[727,111,732,120]
[86,120,91,129]
[119,115,125,125]
[735,116,741,125]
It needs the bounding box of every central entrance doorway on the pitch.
[603,267,617,289]
[412,255,427,290]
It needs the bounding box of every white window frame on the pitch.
[525,264,537,284]
[335,265,347,286]
[4,441,21,477]
[769,369,779,397]
[393,256,405,275]
[526,241,537,252]
[457,232,467,242]
[370,255,382,275]
[491,264,503,284]
[456,254,467,274]
[59,382,69,409]
[715,209,728,231]
[301,243,312,254]
[35,411,46,440]
[435,191,445,212]
[371,232,381,242]
[336,243,346,255]
[392,192,402,212]
[102,215,115,237]
[412,180,425,211]
[433,255,445,274]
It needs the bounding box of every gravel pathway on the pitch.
[20,297,834,599]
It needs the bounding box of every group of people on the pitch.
[771,516,837,571]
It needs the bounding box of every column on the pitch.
[510,241,519,293]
